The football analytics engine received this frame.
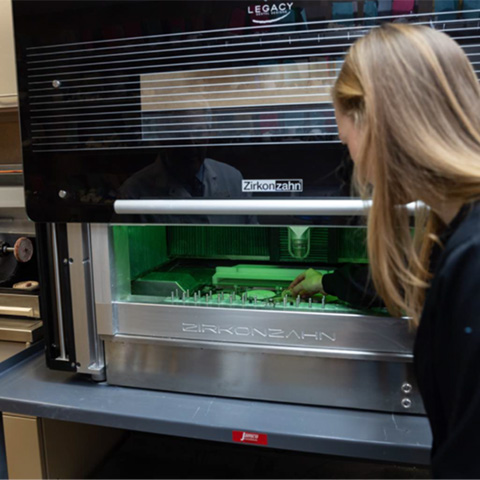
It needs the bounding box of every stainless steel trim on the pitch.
[0,294,40,319]
[83,224,105,373]
[114,199,421,216]
[67,224,105,375]
[32,79,338,102]
[90,224,115,336]
[0,319,43,343]
[34,124,339,140]
[26,28,474,71]
[115,301,415,353]
[36,130,335,146]
[68,223,88,368]
[108,333,413,362]
[51,225,67,360]
[29,47,480,83]
[31,93,335,117]
[31,92,332,114]
[28,51,343,81]
[26,30,476,71]
[33,85,332,106]
[33,114,337,133]
[33,140,342,153]
[114,199,368,216]
[32,108,336,127]
[26,9,477,54]
[0,306,33,317]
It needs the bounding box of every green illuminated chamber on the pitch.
[112,225,373,314]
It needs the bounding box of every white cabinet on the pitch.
[0,0,17,108]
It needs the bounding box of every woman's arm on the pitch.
[288,264,383,308]
[322,264,383,308]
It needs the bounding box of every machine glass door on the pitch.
[102,223,413,352]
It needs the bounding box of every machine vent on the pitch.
[166,226,368,263]
[167,226,270,259]
[25,7,480,153]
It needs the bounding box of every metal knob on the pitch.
[52,80,62,89]
[401,382,413,394]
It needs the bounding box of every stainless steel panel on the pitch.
[103,334,410,362]
[0,293,40,319]
[105,336,423,414]
[90,224,115,336]
[115,302,414,354]
[67,224,104,376]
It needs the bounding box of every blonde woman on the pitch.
[289,24,480,477]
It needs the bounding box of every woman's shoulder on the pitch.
[431,202,480,312]
[443,201,480,256]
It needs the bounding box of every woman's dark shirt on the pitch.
[322,263,383,308]
[322,201,480,478]
[414,201,480,479]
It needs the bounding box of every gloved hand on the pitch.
[286,268,326,298]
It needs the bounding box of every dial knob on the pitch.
[13,237,34,263]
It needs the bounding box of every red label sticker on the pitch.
[232,431,268,445]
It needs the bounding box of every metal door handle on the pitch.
[114,199,420,216]
[0,306,34,317]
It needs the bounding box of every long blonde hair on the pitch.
[332,23,480,325]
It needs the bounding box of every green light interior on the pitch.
[112,225,376,314]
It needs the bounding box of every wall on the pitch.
[0,0,21,165]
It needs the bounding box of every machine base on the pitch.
[104,336,424,414]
